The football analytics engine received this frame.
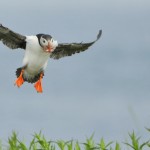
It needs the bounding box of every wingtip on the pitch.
[96,30,102,41]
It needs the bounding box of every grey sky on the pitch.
[0,0,150,143]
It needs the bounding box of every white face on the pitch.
[40,36,58,53]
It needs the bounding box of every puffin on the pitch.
[0,24,102,93]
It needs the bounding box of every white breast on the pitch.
[23,36,50,75]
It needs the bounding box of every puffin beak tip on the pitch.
[46,42,53,52]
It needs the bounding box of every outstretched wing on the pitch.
[50,30,102,59]
[0,24,26,49]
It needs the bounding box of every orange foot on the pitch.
[15,69,24,87]
[34,73,43,93]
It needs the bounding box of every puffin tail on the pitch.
[15,67,44,93]
[16,67,44,83]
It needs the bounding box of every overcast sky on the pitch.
[0,0,150,144]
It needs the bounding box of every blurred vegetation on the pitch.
[0,129,150,150]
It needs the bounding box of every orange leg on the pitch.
[34,73,43,93]
[15,69,24,87]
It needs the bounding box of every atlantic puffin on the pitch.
[0,24,102,93]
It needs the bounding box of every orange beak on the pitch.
[46,42,53,52]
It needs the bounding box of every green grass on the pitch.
[1,130,150,150]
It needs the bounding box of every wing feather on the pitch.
[0,24,26,49]
[50,30,102,59]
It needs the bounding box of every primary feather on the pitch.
[0,24,26,49]
[50,30,102,59]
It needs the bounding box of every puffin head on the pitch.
[36,34,58,53]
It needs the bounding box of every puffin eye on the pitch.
[40,37,49,48]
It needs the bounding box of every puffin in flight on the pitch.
[0,24,102,93]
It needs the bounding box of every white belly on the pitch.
[23,36,50,77]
